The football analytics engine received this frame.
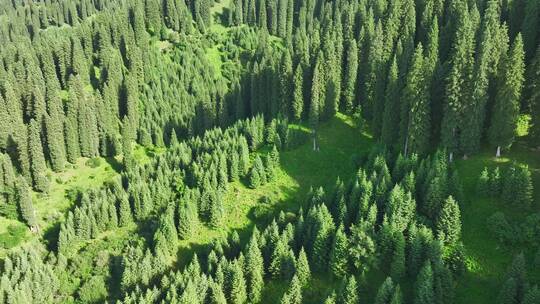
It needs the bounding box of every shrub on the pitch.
[85,157,102,168]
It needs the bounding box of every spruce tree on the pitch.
[390,232,406,280]
[28,119,49,192]
[477,167,490,197]
[514,166,533,207]
[15,177,38,231]
[229,261,248,304]
[401,44,430,155]
[329,224,349,277]
[436,196,461,246]
[341,276,359,304]
[309,52,325,129]
[381,57,400,148]
[415,262,434,304]
[292,64,304,121]
[489,35,525,157]
[296,247,311,286]
[245,237,264,303]
[342,40,358,114]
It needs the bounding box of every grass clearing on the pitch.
[454,143,540,304]
[33,157,120,232]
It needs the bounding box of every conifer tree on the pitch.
[401,44,430,155]
[296,247,311,286]
[341,275,359,304]
[118,196,133,227]
[514,166,533,207]
[528,44,540,143]
[381,57,400,148]
[249,156,265,188]
[178,201,198,239]
[292,64,304,121]
[15,177,38,231]
[245,236,264,303]
[329,224,349,277]
[28,119,49,192]
[229,261,248,304]
[521,0,539,59]
[390,232,406,280]
[436,196,461,246]
[415,262,434,304]
[342,40,358,114]
[489,35,525,157]
[309,52,325,129]
[441,7,475,161]
[477,167,490,197]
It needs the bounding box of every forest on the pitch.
[0,0,539,303]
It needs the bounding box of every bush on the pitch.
[0,224,27,249]
[85,157,102,168]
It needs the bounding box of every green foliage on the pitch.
[78,275,107,303]
[436,196,462,246]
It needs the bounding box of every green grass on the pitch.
[0,219,29,256]
[33,157,120,232]
[206,45,224,77]
[454,142,540,304]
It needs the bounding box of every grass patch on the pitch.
[454,143,540,304]
[33,157,120,232]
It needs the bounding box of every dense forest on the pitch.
[0,0,539,303]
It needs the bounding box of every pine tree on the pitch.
[280,52,294,117]
[249,156,265,188]
[342,40,358,114]
[349,224,376,275]
[390,232,406,280]
[329,224,349,277]
[28,119,49,192]
[415,262,434,304]
[292,64,304,121]
[529,44,540,144]
[209,190,224,228]
[521,0,539,59]
[375,277,398,304]
[477,167,490,197]
[441,7,475,161]
[245,236,264,303]
[514,166,533,207]
[44,98,67,171]
[118,196,132,227]
[436,196,461,246]
[309,52,325,129]
[489,35,525,157]
[229,261,248,304]
[341,276,359,304]
[401,44,430,155]
[381,57,400,148]
[296,247,311,286]
[178,201,197,239]
[489,167,502,196]
[15,177,38,231]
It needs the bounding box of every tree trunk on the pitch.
[496,146,501,158]
[404,137,409,158]
[449,151,453,163]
